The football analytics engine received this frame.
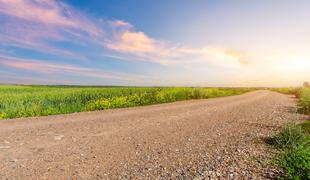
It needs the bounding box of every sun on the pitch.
[281,56,310,70]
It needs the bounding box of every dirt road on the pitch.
[0,90,298,179]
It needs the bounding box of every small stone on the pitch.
[0,145,11,149]
[54,135,64,141]
[9,158,18,162]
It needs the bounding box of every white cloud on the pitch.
[0,0,248,68]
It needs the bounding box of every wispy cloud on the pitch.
[0,0,102,36]
[0,0,104,59]
[107,30,157,54]
[0,0,248,67]
[106,24,249,67]
[0,74,72,85]
[0,55,144,82]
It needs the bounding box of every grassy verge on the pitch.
[269,87,310,179]
[0,85,252,119]
[272,87,310,115]
[267,122,310,179]
[271,87,301,97]
[297,88,310,115]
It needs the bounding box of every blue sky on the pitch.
[0,0,310,87]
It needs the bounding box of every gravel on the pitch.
[0,90,300,179]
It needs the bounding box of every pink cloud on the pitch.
[0,0,248,68]
[106,34,249,67]
[0,0,73,26]
[111,20,133,28]
[107,30,157,53]
[0,74,72,85]
[104,20,249,66]
[0,56,142,82]
[0,0,105,59]
[0,0,102,37]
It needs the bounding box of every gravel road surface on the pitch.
[0,90,298,179]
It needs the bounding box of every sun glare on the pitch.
[280,57,310,70]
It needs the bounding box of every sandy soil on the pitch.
[0,90,299,179]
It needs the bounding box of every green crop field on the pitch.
[0,85,251,120]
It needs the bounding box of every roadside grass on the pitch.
[300,120,310,135]
[266,122,310,179]
[270,123,305,149]
[273,87,310,115]
[297,88,310,115]
[271,87,301,97]
[268,87,310,179]
[0,85,251,119]
[86,87,249,110]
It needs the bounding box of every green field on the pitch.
[0,85,251,120]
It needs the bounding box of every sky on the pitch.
[0,0,310,87]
